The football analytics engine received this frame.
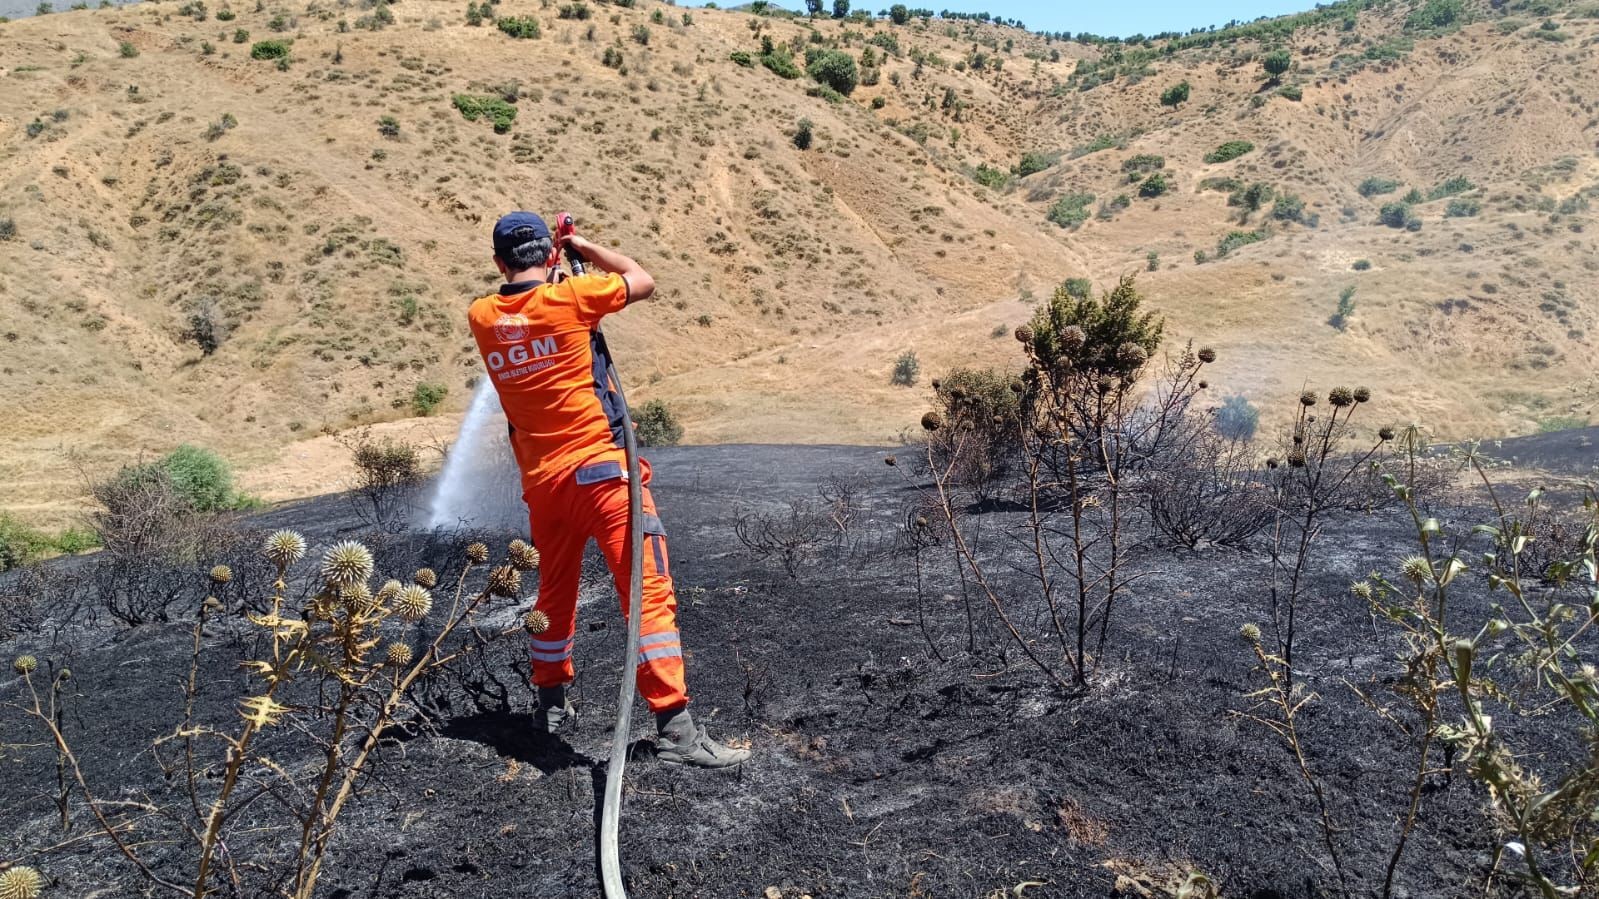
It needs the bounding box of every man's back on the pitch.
[467,272,631,488]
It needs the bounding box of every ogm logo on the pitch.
[494,314,530,344]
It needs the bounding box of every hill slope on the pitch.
[1,0,1596,521]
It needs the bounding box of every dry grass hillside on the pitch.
[1,0,1596,523]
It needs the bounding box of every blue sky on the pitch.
[690,1,1320,38]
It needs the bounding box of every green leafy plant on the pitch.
[410,382,448,416]
[1204,140,1255,164]
[634,399,684,446]
[1358,176,1400,197]
[249,39,289,60]
[1329,285,1356,331]
[891,350,920,387]
[793,117,813,149]
[1159,80,1190,109]
[496,15,540,38]
[452,94,516,133]
[1261,48,1291,83]
[806,49,857,94]
[1045,192,1095,229]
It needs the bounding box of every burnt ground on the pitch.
[2,436,1597,899]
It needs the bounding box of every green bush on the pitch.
[377,115,400,137]
[557,2,589,19]
[1402,187,1425,205]
[1277,83,1302,101]
[1014,151,1055,177]
[1352,259,1372,271]
[497,16,540,38]
[730,50,753,67]
[1407,0,1465,30]
[453,93,517,133]
[411,382,448,416]
[760,49,802,79]
[1204,140,1255,164]
[0,514,47,572]
[806,49,858,95]
[162,444,235,512]
[634,399,684,447]
[973,164,1008,189]
[793,117,813,150]
[1427,175,1474,200]
[1271,193,1305,223]
[1122,154,1165,174]
[1261,48,1291,82]
[1445,197,1480,217]
[1025,275,1163,380]
[1045,192,1095,229]
[233,27,250,42]
[1216,229,1267,257]
[602,46,623,69]
[870,95,886,109]
[119,41,140,58]
[1159,80,1190,109]
[1357,176,1399,197]
[1138,172,1169,198]
[250,39,290,60]
[1378,201,1411,228]
[0,219,15,242]
[1329,284,1356,331]
[1062,278,1092,300]
[891,350,920,387]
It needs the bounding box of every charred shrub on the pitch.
[1145,427,1271,549]
[735,478,856,578]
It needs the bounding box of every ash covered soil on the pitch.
[2,435,1596,899]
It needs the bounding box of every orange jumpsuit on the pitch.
[467,273,686,713]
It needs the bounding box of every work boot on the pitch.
[533,685,574,734]
[654,707,750,769]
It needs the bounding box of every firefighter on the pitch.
[466,212,749,769]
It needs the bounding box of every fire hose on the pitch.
[553,213,642,899]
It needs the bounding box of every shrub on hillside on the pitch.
[1445,197,1481,217]
[1204,140,1255,163]
[249,39,290,60]
[1138,172,1169,198]
[0,218,16,242]
[1329,284,1356,331]
[1379,201,1412,228]
[1271,193,1305,223]
[793,117,813,149]
[927,368,1022,497]
[339,430,424,530]
[412,382,448,416]
[163,444,235,512]
[1122,154,1165,174]
[760,48,802,79]
[1159,80,1190,109]
[1046,192,1095,229]
[1277,83,1302,101]
[1216,229,1267,257]
[1261,48,1291,82]
[891,350,920,387]
[1213,394,1259,441]
[1014,151,1055,177]
[0,515,48,573]
[973,164,1008,189]
[453,94,517,133]
[1427,174,1474,200]
[806,49,858,94]
[557,2,589,19]
[119,41,139,58]
[1407,0,1466,30]
[1358,176,1399,197]
[635,399,684,447]
[497,16,540,38]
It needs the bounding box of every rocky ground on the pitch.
[2,435,1596,898]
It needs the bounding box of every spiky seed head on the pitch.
[524,609,551,634]
[1013,324,1034,344]
[1299,390,1317,407]
[385,642,414,667]
[1353,386,1371,403]
[884,455,897,467]
[507,541,541,572]
[13,655,38,675]
[1400,556,1433,583]
[914,516,929,528]
[393,585,433,621]
[1379,426,1396,441]
[1009,380,1024,394]
[1350,581,1373,600]
[1579,663,1598,684]
[1197,380,1209,390]
[209,564,233,585]
[413,568,438,588]
[1239,623,1261,643]
[1287,449,1307,468]
[1058,325,1087,353]
[465,543,489,564]
[341,582,377,615]
[487,565,522,598]
[1329,386,1354,407]
[1292,434,1305,445]
[921,412,942,432]
[0,865,45,899]
[58,669,70,681]
[377,579,404,604]
[1266,457,1280,469]
[1116,342,1148,368]
[930,378,941,391]
[321,541,374,588]
[265,530,307,568]
[1197,346,1217,364]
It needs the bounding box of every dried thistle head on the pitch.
[0,865,44,899]
[376,579,404,605]
[1238,623,1261,643]
[929,378,941,391]
[13,655,38,676]
[1287,449,1307,468]
[487,565,522,598]
[321,541,374,588]
[1197,346,1217,364]
[385,643,413,667]
[1058,325,1086,353]
[413,568,438,589]
[1265,457,1280,469]
[921,412,942,432]
[465,543,489,564]
[264,530,307,568]
[1353,386,1371,403]
[1400,556,1433,583]
[1197,380,1208,390]
[393,585,433,621]
[1096,375,1116,394]
[507,540,541,572]
[1013,324,1034,344]
[1378,426,1396,441]
[523,609,551,635]
[341,582,377,616]
[209,565,233,585]
[1350,581,1373,600]
[1299,390,1317,407]
[883,455,897,467]
[1328,386,1354,408]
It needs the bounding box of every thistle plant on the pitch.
[0,866,44,899]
